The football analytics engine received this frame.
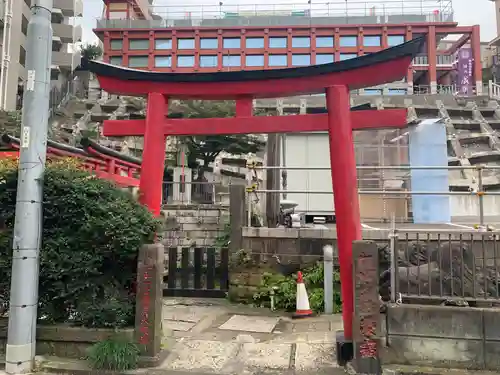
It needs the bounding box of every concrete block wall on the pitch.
[383,304,500,370]
[161,204,228,247]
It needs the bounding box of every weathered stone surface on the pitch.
[237,343,292,370]
[219,315,280,333]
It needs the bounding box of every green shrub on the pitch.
[0,162,160,328]
[252,263,342,313]
[87,338,139,371]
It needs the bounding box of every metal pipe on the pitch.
[0,0,13,109]
[389,214,397,303]
[478,167,485,226]
[252,189,500,196]
[6,1,52,373]
[323,245,334,314]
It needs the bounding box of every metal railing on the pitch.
[97,0,453,28]
[386,228,500,304]
[162,181,227,205]
[245,165,500,226]
[489,80,500,101]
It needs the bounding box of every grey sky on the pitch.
[81,0,498,44]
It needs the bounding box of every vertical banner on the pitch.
[409,119,450,224]
[456,48,473,95]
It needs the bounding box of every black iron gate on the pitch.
[163,247,229,298]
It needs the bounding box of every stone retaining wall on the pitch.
[0,319,133,358]
[383,304,500,370]
[162,204,227,247]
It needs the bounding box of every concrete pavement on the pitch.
[159,298,344,374]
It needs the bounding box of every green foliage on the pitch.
[214,222,231,248]
[0,110,22,137]
[87,338,139,371]
[0,163,159,328]
[252,263,342,313]
[80,43,103,61]
[170,100,265,175]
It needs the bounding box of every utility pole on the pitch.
[5,0,52,373]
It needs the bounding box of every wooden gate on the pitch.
[163,247,229,298]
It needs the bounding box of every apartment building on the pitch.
[0,0,83,111]
[94,0,482,95]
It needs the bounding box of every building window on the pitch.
[292,54,311,66]
[177,55,195,67]
[339,36,357,47]
[128,56,149,68]
[178,38,195,49]
[246,37,265,49]
[316,36,334,48]
[200,55,218,67]
[340,53,358,60]
[364,89,383,95]
[223,55,241,67]
[245,55,264,67]
[363,35,381,47]
[388,35,405,47]
[110,40,123,50]
[292,37,310,48]
[129,39,149,50]
[269,54,287,67]
[269,37,287,48]
[109,56,123,65]
[155,56,171,67]
[316,54,334,64]
[155,39,172,50]
[200,38,218,49]
[223,38,241,49]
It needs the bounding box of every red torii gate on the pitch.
[86,36,423,358]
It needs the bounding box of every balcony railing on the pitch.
[96,0,453,29]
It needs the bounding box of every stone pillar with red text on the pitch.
[352,240,381,374]
[135,243,168,366]
[326,85,362,364]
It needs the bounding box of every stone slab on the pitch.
[162,340,239,371]
[237,343,292,370]
[219,315,280,333]
[292,321,331,333]
[163,320,197,332]
[294,343,337,371]
[162,307,209,323]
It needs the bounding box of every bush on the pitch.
[252,263,342,313]
[87,338,139,371]
[0,159,160,327]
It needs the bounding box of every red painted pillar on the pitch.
[139,93,168,216]
[326,85,361,341]
[236,97,253,117]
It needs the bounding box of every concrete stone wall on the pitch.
[161,204,228,247]
[383,304,500,370]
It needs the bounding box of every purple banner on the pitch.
[457,48,473,95]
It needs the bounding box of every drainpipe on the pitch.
[0,0,13,109]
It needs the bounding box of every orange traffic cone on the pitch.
[293,271,313,319]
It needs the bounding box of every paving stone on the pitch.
[162,340,239,371]
[292,321,330,333]
[162,307,209,323]
[238,343,292,370]
[219,315,280,333]
[294,343,337,371]
[163,320,197,332]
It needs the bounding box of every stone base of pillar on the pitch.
[430,81,437,94]
[335,330,354,366]
[407,82,414,95]
[476,81,483,95]
[173,167,192,203]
